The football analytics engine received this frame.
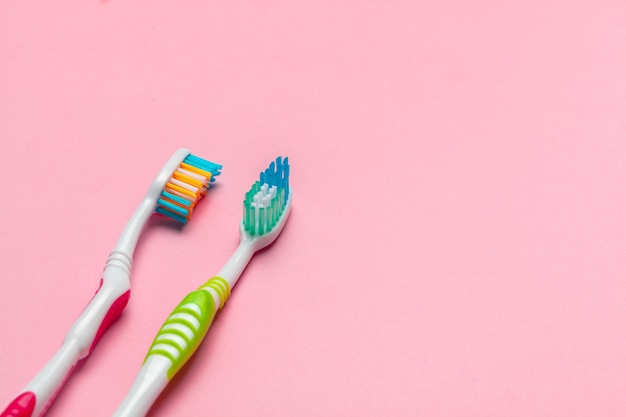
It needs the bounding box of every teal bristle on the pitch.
[155,153,222,224]
[161,191,192,208]
[155,206,189,224]
[157,197,189,218]
[243,156,290,236]
[184,154,222,182]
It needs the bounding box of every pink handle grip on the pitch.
[89,280,131,354]
[1,392,36,417]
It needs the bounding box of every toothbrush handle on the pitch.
[1,270,130,417]
[113,277,230,417]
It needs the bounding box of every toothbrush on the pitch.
[1,149,222,417]
[112,156,291,417]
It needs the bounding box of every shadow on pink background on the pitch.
[1,1,625,416]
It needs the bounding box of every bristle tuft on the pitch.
[155,153,222,223]
[242,156,290,236]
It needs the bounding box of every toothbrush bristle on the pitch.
[243,156,290,236]
[155,153,222,224]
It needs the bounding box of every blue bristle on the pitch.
[155,206,188,224]
[261,156,289,200]
[283,157,290,200]
[260,156,289,195]
[269,161,276,178]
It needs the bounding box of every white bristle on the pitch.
[166,188,195,202]
[170,178,199,194]
[177,167,208,184]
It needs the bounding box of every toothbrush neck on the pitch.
[217,241,256,289]
[114,197,155,255]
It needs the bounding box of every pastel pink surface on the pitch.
[1,1,626,416]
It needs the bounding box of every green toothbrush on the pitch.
[112,156,292,417]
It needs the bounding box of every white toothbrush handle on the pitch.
[111,356,170,417]
[1,261,131,417]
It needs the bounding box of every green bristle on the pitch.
[243,199,253,235]
[259,207,266,235]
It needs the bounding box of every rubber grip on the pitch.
[89,288,131,354]
[143,277,230,380]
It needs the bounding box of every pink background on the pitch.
[1,1,626,416]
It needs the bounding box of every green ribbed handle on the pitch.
[143,276,231,380]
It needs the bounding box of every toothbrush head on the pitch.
[241,156,292,249]
[155,151,222,224]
